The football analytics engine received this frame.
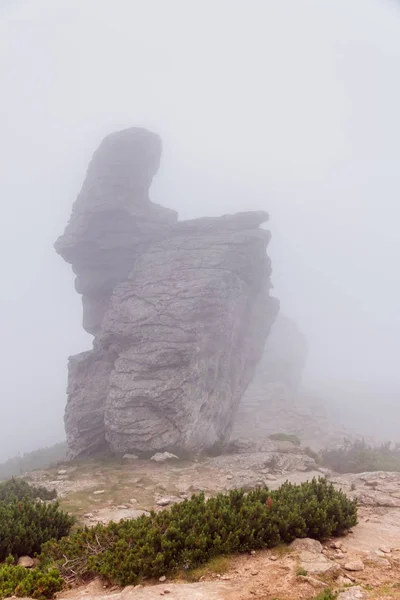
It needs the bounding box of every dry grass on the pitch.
[176,555,232,582]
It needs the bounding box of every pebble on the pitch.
[226,475,233,480]
[159,576,166,582]
[57,469,67,475]
[269,555,278,561]
[379,546,392,554]
[122,453,138,460]
[93,490,105,495]
[250,570,259,576]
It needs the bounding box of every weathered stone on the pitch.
[17,556,34,568]
[56,127,278,458]
[150,452,179,463]
[344,560,365,572]
[337,586,369,600]
[123,453,138,460]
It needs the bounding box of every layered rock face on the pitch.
[56,128,278,457]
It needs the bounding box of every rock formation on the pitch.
[56,127,278,457]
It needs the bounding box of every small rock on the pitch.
[150,452,179,463]
[122,453,138,460]
[269,555,278,561]
[226,475,233,480]
[159,576,166,582]
[250,570,259,576]
[17,556,34,568]
[344,560,364,572]
[337,586,369,600]
[250,550,256,556]
[130,498,137,504]
[156,498,172,507]
[366,554,391,567]
[116,505,128,510]
[93,490,105,495]
[291,538,323,553]
[57,469,67,475]
[220,575,231,580]
[163,591,170,595]
[337,575,354,586]
[379,546,392,554]
[299,575,328,589]
[336,552,345,559]
[330,541,343,550]
[134,584,144,589]
[84,512,94,518]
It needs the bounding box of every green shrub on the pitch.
[321,439,400,473]
[44,478,357,585]
[269,433,301,446]
[0,561,63,600]
[0,478,56,503]
[0,499,74,561]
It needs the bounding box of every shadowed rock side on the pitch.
[56,127,278,457]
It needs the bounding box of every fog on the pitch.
[0,0,399,459]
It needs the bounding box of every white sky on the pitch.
[0,0,399,458]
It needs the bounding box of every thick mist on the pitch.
[0,0,399,459]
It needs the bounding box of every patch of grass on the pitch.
[296,567,308,576]
[272,544,293,557]
[269,433,301,447]
[321,439,400,473]
[0,443,68,481]
[314,590,337,600]
[178,556,231,582]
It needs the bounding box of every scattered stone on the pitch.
[226,475,233,480]
[335,551,345,559]
[122,454,138,460]
[159,576,166,582]
[250,570,259,576]
[337,586,369,600]
[344,560,365,572]
[156,498,172,507]
[379,545,392,554]
[84,512,94,518]
[57,469,67,475]
[298,575,329,589]
[116,505,128,510]
[330,541,343,550]
[291,538,323,554]
[93,490,105,495]
[269,555,278,561]
[366,554,391,567]
[130,498,137,504]
[151,452,179,463]
[17,556,34,568]
[337,575,355,586]
[250,550,256,556]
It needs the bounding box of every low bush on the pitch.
[0,478,56,503]
[321,439,400,473]
[269,433,301,446]
[0,558,63,600]
[0,499,74,561]
[44,478,357,585]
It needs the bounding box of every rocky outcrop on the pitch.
[56,127,278,457]
[231,315,313,443]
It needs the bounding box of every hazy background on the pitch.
[0,0,399,459]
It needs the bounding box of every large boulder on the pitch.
[56,127,278,457]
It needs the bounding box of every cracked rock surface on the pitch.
[56,128,278,457]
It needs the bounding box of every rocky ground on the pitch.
[26,442,400,600]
